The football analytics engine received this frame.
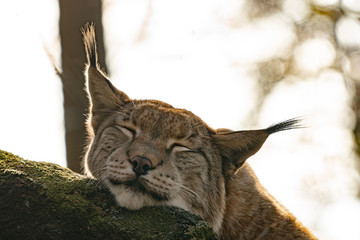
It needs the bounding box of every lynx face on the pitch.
[82,25,307,237]
[85,97,226,231]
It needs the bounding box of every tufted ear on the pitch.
[213,119,301,178]
[82,23,130,131]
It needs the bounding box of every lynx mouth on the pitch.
[108,178,144,190]
[108,178,123,185]
[107,177,169,201]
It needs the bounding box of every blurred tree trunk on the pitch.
[59,0,107,173]
[353,83,360,170]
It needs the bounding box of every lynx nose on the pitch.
[131,156,152,176]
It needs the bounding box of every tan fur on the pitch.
[82,24,316,239]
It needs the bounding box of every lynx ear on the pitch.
[213,119,301,178]
[82,23,130,130]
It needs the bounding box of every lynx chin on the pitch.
[82,24,316,240]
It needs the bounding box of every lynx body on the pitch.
[83,25,315,239]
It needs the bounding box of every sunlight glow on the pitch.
[345,53,360,81]
[283,0,310,22]
[0,0,65,166]
[103,3,360,238]
[336,16,360,48]
[295,38,336,73]
[1,1,359,239]
[226,14,296,63]
[312,0,339,7]
[254,70,358,239]
[342,0,360,12]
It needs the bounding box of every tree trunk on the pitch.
[59,0,107,173]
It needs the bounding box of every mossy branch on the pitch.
[0,150,217,240]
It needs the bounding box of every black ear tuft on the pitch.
[266,118,303,135]
[81,22,98,68]
[82,23,131,131]
[214,118,303,178]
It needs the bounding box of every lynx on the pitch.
[82,24,316,239]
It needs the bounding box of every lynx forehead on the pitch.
[118,101,210,138]
[82,24,316,239]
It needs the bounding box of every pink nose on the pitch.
[131,156,152,176]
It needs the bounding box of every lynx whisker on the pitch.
[179,184,206,207]
[89,166,107,178]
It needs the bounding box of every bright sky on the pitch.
[1,0,360,239]
[0,0,64,166]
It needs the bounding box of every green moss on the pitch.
[0,149,217,239]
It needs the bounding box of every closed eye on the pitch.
[170,143,192,152]
[116,125,136,138]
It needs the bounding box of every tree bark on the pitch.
[59,0,107,173]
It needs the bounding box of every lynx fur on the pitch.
[82,24,316,240]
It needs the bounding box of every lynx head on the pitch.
[82,24,300,233]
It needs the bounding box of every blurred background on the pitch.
[1,0,360,238]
